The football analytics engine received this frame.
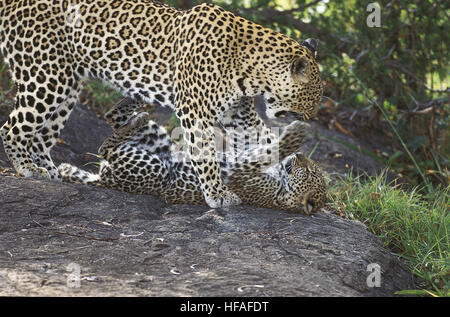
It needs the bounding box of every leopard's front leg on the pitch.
[177,105,241,209]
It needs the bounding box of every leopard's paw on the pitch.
[204,189,242,209]
[19,163,51,179]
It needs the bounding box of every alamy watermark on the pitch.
[66,2,82,28]
[367,2,381,27]
[66,262,81,288]
[366,263,381,288]
[167,122,284,168]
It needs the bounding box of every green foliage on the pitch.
[328,171,449,297]
[209,0,449,187]
[0,55,13,95]
[80,80,123,112]
[84,153,103,167]
[166,113,181,133]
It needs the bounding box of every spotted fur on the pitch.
[59,98,326,214]
[0,0,323,208]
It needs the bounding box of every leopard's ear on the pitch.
[294,152,312,170]
[301,38,317,58]
[291,57,310,84]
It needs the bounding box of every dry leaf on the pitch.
[57,138,68,145]
[334,119,352,136]
[370,192,381,199]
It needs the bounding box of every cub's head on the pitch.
[263,38,323,121]
[277,152,326,214]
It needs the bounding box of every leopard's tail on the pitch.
[58,163,101,186]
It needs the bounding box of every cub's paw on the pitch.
[281,120,309,140]
[278,121,309,156]
[204,189,242,209]
[57,163,74,177]
[117,112,151,135]
[128,112,151,129]
[104,97,139,129]
[58,163,101,185]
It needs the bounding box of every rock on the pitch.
[49,104,112,172]
[0,175,414,296]
[0,100,415,296]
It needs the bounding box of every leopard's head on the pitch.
[263,38,323,121]
[277,152,326,214]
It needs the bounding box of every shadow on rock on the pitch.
[0,100,415,296]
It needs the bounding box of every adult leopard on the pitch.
[0,0,323,208]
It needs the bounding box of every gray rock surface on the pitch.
[0,97,12,117]
[0,175,414,296]
[0,100,415,296]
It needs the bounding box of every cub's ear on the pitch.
[294,152,311,169]
[291,57,310,83]
[301,38,318,58]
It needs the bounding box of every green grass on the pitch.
[84,153,103,167]
[0,59,13,95]
[80,80,123,112]
[327,171,449,296]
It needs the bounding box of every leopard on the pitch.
[0,0,323,208]
[58,97,326,214]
